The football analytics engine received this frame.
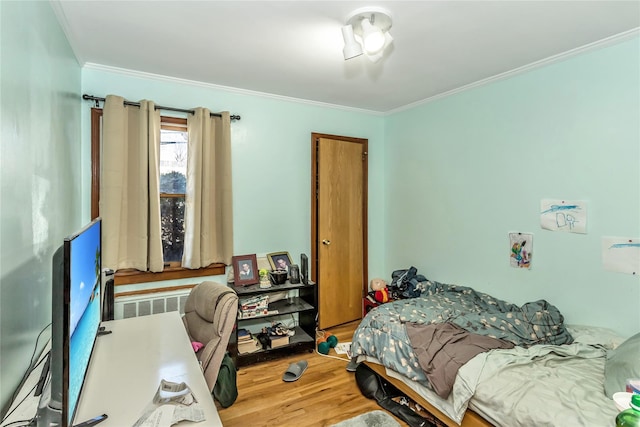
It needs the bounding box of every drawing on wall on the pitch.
[509,232,533,269]
[602,237,640,275]
[540,199,587,234]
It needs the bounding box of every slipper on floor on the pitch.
[283,360,308,382]
[346,358,359,372]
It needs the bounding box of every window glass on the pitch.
[160,128,187,263]
[160,129,187,193]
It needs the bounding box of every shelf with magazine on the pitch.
[228,280,317,368]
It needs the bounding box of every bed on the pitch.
[350,278,639,427]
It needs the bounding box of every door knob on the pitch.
[322,239,331,245]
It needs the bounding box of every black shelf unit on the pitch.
[228,280,317,367]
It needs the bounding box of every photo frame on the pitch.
[267,251,293,271]
[232,254,259,286]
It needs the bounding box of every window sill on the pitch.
[114,263,226,286]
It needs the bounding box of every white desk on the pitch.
[74,312,222,427]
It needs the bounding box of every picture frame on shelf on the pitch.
[232,254,259,286]
[267,251,292,271]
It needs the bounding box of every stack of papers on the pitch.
[133,379,205,427]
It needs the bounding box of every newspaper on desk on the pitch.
[132,379,205,427]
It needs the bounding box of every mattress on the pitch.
[350,277,627,426]
[361,324,624,426]
[468,343,618,426]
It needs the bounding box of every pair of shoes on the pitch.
[274,326,289,336]
[283,360,308,382]
[268,323,289,336]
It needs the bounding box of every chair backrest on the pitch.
[182,281,238,392]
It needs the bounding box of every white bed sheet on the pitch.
[468,343,619,427]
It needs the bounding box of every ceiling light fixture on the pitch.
[342,7,393,62]
[341,24,363,60]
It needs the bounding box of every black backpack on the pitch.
[355,363,435,427]
[213,352,238,408]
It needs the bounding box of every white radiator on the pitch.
[114,289,191,320]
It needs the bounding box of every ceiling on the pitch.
[51,1,640,113]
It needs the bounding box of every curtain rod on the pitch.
[82,94,241,121]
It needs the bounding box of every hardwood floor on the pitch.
[217,321,408,427]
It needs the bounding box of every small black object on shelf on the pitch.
[289,264,300,284]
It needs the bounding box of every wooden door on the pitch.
[311,133,368,329]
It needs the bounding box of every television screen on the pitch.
[39,218,102,427]
[65,218,102,426]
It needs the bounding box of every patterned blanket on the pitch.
[350,280,573,386]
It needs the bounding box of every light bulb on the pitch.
[366,32,393,62]
[361,18,385,54]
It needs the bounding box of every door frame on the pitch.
[310,132,369,304]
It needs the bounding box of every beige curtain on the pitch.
[100,95,163,272]
[182,109,233,268]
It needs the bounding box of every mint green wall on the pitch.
[81,68,386,287]
[2,3,637,414]
[0,1,81,413]
[385,37,640,338]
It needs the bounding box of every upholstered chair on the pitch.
[182,281,238,392]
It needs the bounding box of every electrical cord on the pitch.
[314,347,351,362]
[0,382,38,427]
[289,313,297,328]
[1,418,35,427]
[0,323,51,424]
[0,351,49,426]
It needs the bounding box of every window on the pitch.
[91,109,224,285]
[159,117,187,266]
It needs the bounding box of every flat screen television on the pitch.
[36,218,103,427]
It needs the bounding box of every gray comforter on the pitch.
[351,279,573,386]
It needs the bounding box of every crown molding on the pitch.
[50,0,84,66]
[387,28,640,116]
[82,27,638,117]
[81,63,384,117]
